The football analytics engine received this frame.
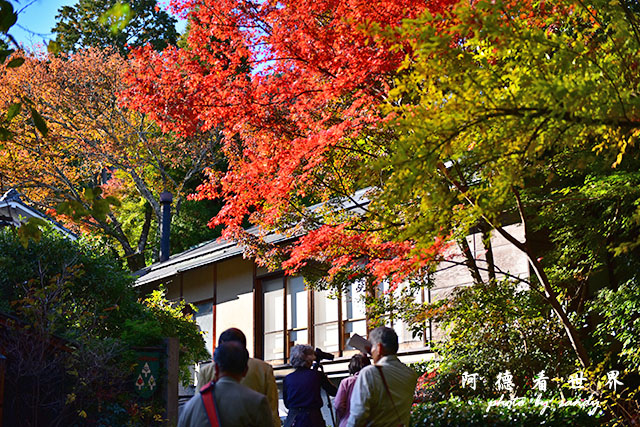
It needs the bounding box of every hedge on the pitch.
[411,396,605,426]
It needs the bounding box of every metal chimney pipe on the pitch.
[159,191,173,262]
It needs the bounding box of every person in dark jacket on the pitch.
[283,344,337,427]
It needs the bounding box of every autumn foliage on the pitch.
[123,0,458,285]
[0,48,217,269]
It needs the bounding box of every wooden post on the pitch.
[165,338,179,426]
[212,264,217,355]
[0,353,5,427]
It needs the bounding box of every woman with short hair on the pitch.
[283,344,337,427]
[334,353,370,427]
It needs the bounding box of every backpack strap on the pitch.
[199,381,220,427]
[375,365,403,426]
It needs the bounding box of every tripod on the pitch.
[314,361,337,427]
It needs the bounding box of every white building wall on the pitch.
[216,257,255,355]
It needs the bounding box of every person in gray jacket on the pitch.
[178,341,274,427]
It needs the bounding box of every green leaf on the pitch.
[47,40,61,55]
[0,48,14,64]
[104,195,122,208]
[99,2,133,34]
[6,102,21,121]
[0,1,17,33]
[0,126,11,141]
[6,56,23,68]
[30,108,48,137]
[91,199,111,222]
[16,217,48,247]
[56,200,89,220]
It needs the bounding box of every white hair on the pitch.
[289,344,314,368]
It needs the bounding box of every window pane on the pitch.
[342,281,366,320]
[264,278,284,361]
[265,331,284,361]
[289,328,308,346]
[264,278,284,333]
[195,301,213,356]
[344,319,367,350]
[394,320,417,344]
[314,290,339,352]
[314,323,339,353]
[287,276,308,329]
[314,290,339,324]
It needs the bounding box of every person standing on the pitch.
[198,328,281,426]
[283,344,337,427]
[346,327,418,427]
[179,341,274,427]
[335,353,370,427]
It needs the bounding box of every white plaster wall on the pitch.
[181,266,216,357]
[216,257,255,355]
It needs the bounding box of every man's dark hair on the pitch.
[348,353,370,375]
[369,326,399,355]
[218,327,247,347]
[214,341,249,375]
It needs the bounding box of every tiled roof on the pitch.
[0,189,77,239]
[134,187,372,286]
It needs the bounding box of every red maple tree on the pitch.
[123,0,458,285]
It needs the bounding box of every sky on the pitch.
[8,0,185,49]
[9,0,75,48]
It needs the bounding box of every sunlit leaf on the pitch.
[99,1,132,34]
[6,102,20,121]
[47,40,61,55]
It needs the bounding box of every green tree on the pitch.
[0,227,208,424]
[52,0,178,56]
[372,1,640,422]
[381,0,640,370]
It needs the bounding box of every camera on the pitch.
[314,347,334,361]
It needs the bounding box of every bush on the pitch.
[421,280,575,399]
[411,397,605,427]
[0,228,207,426]
[122,288,210,385]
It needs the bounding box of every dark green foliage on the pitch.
[423,280,574,399]
[122,287,210,384]
[52,0,178,56]
[591,279,640,372]
[170,198,224,255]
[411,397,605,427]
[0,228,207,424]
[0,228,141,337]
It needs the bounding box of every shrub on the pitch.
[0,228,206,425]
[421,279,575,399]
[410,396,605,427]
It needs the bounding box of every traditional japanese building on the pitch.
[134,219,528,392]
[0,189,76,239]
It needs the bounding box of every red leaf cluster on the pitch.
[122,0,458,283]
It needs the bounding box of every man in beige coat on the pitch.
[198,328,281,427]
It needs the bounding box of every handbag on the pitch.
[375,365,405,427]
